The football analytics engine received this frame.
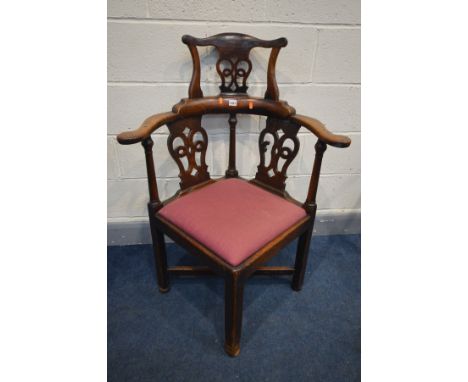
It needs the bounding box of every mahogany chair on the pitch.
[116,33,351,357]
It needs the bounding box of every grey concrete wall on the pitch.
[107,0,361,240]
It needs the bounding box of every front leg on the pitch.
[291,227,313,291]
[224,272,244,357]
[148,203,170,293]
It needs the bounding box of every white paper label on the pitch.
[228,99,237,107]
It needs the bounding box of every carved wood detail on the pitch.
[255,117,300,191]
[167,117,210,190]
[216,56,252,94]
[182,33,287,97]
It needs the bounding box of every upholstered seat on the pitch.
[159,178,307,266]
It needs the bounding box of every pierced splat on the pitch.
[167,117,210,190]
[255,117,300,191]
[216,56,252,94]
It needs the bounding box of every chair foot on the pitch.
[291,284,302,292]
[224,342,241,357]
[158,285,170,294]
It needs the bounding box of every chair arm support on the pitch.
[290,114,351,148]
[116,111,179,145]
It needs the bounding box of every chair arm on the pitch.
[290,114,351,148]
[116,111,179,145]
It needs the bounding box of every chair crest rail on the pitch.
[182,33,287,99]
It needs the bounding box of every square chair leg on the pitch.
[291,227,313,291]
[148,206,170,293]
[224,273,244,357]
[151,228,170,293]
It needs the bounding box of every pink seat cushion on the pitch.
[158,178,306,266]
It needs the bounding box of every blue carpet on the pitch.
[108,234,360,382]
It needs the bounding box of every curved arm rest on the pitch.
[116,111,179,145]
[290,114,351,148]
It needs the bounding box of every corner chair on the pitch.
[116,33,351,357]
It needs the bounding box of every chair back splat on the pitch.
[115,32,352,357]
[166,116,210,190]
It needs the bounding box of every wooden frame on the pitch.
[116,33,351,357]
